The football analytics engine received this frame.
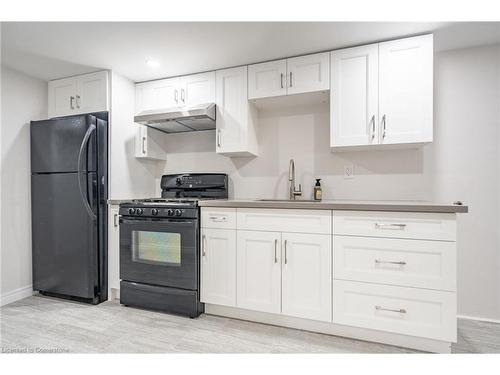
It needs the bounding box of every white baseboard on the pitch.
[458,314,500,325]
[0,285,33,307]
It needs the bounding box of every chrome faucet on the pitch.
[289,159,302,200]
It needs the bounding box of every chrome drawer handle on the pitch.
[208,216,227,222]
[374,223,407,230]
[274,239,278,263]
[113,213,119,227]
[375,259,406,266]
[375,306,407,314]
[202,234,207,257]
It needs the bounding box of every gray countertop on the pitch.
[198,199,468,213]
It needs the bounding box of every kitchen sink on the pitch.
[256,199,318,202]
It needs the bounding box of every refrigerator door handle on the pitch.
[77,124,97,220]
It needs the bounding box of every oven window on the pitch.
[131,231,181,266]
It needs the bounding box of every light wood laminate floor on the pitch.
[1,295,499,353]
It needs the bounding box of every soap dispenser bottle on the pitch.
[314,179,322,201]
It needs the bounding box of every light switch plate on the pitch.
[344,165,354,179]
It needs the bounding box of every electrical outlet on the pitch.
[344,165,354,179]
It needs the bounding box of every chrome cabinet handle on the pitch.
[381,114,386,139]
[208,216,227,222]
[274,239,278,263]
[202,234,206,257]
[374,223,406,230]
[289,72,293,87]
[375,305,407,314]
[76,95,81,109]
[142,136,146,154]
[174,89,178,103]
[375,259,407,266]
[217,129,221,148]
[181,88,185,103]
[370,115,375,141]
[284,239,288,264]
[70,96,75,109]
[280,73,284,89]
[113,213,119,227]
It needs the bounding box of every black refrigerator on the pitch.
[31,112,108,304]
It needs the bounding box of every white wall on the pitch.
[158,44,500,320]
[109,72,165,199]
[0,66,47,305]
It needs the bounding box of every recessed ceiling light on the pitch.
[146,59,160,68]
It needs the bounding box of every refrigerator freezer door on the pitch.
[31,172,99,299]
[30,115,97,173]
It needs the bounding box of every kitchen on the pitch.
[1,9,500,371]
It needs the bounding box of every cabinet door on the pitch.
[248,59,287,99]
[282,233,332,322]
[181,71,215,107]
[215,66,258,156]
[286,52,330,95]
[134,125,166,160]
[48,77,77,118]
[201,228,237,306]
[76,71,109,114]
[330,44,379,147]
[108,205,120,299]
[136,78,180,113]
[378,34,433,145]
[237,230,281,313]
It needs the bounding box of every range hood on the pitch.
[134,103,216,133]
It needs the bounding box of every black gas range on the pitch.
[119,173,228,318]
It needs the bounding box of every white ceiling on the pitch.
[2,22,500,82]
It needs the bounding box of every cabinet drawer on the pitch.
[237,208,332,234]
[333,280,457,342]
[201,208,236,229]
[334,236,456,291]
[334,211,456,241]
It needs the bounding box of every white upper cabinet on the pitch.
[330,34,433,149]
[215,66,258,157]
[48,77,78,118]
[248,53,330,100]
[286,52,330,95]
[281,232,332,322]
[181,71,215,107]
[331,44,379,147]
[136,78,180,113]
[135,125,167,160]
[378,34,433,145]
[248,59,287,99]
[135,72,215,114]
[75,71,109,115]
[48,71,109,118]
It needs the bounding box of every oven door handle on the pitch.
[119,218,197,225]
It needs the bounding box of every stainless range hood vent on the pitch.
[134,103,216,134]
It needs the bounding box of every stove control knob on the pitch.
[128,208,136,215]
[136,208,143,215]
[176,178,182,186]
[175,209,182,216]
[167,209,174,216]
[151,208,159,216]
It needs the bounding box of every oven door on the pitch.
[120,217,198,290]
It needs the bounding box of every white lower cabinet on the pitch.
[108,205,120,300]
[201,228,237,307]
[237,230,282,314]
[281,233,332,322]
[200,207,458,352]
[333,280,457,342]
